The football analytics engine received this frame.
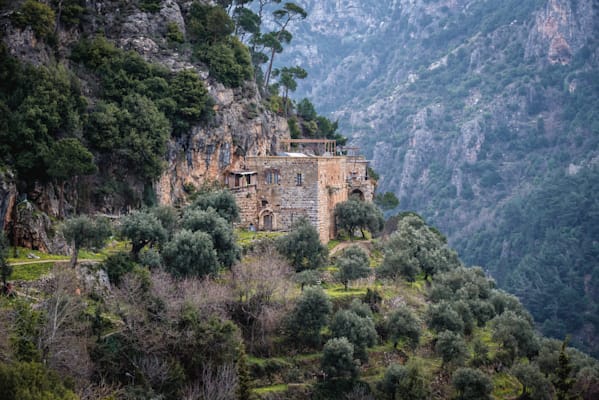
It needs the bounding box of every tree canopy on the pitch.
[62,215,111,267]
[277,217,328,271]
[336,245,371,290]
[334,198,384,240]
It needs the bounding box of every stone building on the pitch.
[228,140,375,242]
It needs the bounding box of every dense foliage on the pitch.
[459,166,599,355]
[276,0,599,357]
[277,217,328,271]
[3,209,599,399]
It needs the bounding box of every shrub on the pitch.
[321,337,359,381]
[287,287,332,348]
[0,361,78,400]
[162,230,219,278]
[166,21,185,43]
[12,0,55,38]
[452,367,493,400]
[103,251,135,286]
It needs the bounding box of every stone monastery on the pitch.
[227,139,375,242]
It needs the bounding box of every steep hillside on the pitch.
[2,210,599,399]
[276,0,599,355]
[0,0,289,251]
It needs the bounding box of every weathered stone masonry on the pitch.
[229,152,375,243]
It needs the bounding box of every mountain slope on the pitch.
[276,0,599,355]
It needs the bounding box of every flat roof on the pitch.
[276,152,309,157]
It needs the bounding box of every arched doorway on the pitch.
[263,213,273,230]
[259,208,276,231]
[350,189,365,201]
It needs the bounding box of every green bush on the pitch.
[166,21,184,43]
[0,361,78,400]
[198,40,253,87]
[139,0,161,13]
[12,0,55,38]
[103,251,136,286]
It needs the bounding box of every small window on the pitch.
[265,170,280,185]
[296,173,303,186]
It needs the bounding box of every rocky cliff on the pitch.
[0,0,290,249]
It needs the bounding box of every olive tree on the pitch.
[426,301,464,334]
[277,217,327,272]
[182,207,240,268]
[378,214,460,282]
[191,189,240,223]
[321,337,359,382]
[387,305,422,349]
[435,330,468,367]
[378,361,430,400]
[452,368,493,400]
[334,198,384,240]
[162,230,219,278]
[287,286,331,347]
[62,215,111,267]
[330,309,377,363]
[511,362,553,400]
[491,310,539,365]
[121,210,167,259]
[336,245,371,291]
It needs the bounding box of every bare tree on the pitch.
[78,377,124,400]
[230,245,293,353]
[39,265,92,385]
[136,354,171,390]
[109,272,170,356]
[182,363,238,400]
[344,385,375,400]
[231,245,293,305]
[179,275,233,319]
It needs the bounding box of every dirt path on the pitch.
[329,240,373,256]
[8,259,101,266]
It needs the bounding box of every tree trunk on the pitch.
[70,245,78,268]
[54,0,63,34]
[58,180,65,219]
[264,46,277,90]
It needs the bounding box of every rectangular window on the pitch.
[296,173,303,186]
[266,170,280,184]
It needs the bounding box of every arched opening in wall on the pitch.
[350,189,365,201]
[259,208,275,231]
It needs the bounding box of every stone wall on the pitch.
[316,158,348,241]
[232,185,259,230]
[240,155,375,242]
[246,157,319,233]
[345,157,375,202]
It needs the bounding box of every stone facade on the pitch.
[229,152,375,242]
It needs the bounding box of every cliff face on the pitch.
[0,0,289,233]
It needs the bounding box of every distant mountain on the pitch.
[277,0,599,355]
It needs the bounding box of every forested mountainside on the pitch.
[1,0,599,398]
[0,0,290,233]
[276,0,599,356]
